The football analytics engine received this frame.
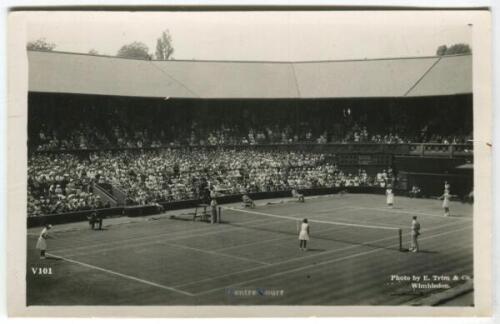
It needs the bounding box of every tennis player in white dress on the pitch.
[36,224,52,259]
[298,219,310,251]
[439,190,452,217]
[386,188,394,208]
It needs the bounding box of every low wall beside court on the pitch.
[27,207,124,228]
[27,186,399,227]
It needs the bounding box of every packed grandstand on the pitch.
[27,105,470,217]
[28,148,400,216]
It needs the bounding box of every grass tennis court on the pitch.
[27,194,473,306]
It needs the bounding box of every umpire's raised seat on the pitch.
[193,204,210,222]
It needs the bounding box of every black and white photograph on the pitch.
[6,8,493,316]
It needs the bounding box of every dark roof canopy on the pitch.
[28,51,472,99]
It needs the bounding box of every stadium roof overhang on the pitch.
[28,51,472,99]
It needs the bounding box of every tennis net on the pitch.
[218,207,403,251]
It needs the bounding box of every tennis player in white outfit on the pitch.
[439,190,452,217]
[36,224,52,259]
[386,187,394,208]
[298,219,310,251]
[409,216,420,252]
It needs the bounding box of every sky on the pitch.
[26,11,473,61]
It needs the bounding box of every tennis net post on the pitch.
[398,228,403,251]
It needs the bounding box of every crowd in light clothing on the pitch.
[28,148,394,216]
[28,154,107,216]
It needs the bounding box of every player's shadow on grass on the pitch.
[169,215,192,221]
[414,250,438,254]
[448,214,472,219]
[172,217,233,225]
[400,248,438,254]
[306,248,326,252]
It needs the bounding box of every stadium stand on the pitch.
[27,51,473,220]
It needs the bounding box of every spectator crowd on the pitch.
[27,99,469,216]
[29,101,472,152]
[28,149,395,216]
[31,122,472,151]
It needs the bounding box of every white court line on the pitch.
[50,223,231,254]
[175,219,467,289]
[352,206,473,220]
[47,253,195,297]
[51,216,282,255]
[177,232,399,289]
[316,206,356,213]
[214,218,374,252]
[214,226,336,252]
[309,215,401,229]
[195,225,472,296]
[57,217,288,258]
[224,207,400,230]
[164,242,271,266]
